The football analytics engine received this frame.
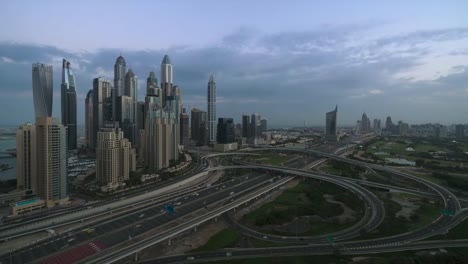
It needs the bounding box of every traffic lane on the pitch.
[10,175,272,264]
[0,161,203,232]
[7,172,253,257]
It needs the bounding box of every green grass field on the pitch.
[360,192,441,239]
[241,179,364,237]
[191,228,240,252]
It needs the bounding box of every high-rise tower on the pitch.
[61,59,77,150]
[17,63,68,207]
[161,55,173,107]
[113,55,127,123]
[92,77,113,148]
[32,63,53,118]
[325,105,338,141]
[85,90,94,148]
[207,74,216,145]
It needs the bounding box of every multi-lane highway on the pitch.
[2,172,276,263]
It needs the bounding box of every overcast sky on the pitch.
[1,1,468,127]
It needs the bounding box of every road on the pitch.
[2,171,279,263]
[140,239,468,263]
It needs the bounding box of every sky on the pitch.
[1,1,468,127]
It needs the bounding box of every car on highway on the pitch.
[187,256,195,260]
[139,214,145,218]
[226,252,232,257]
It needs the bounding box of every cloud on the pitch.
[0,26,468,127]
[1,56,14,63]
[369,89,383,95]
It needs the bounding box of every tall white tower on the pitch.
[207,74,216,145]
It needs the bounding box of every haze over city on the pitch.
[1,1,468,127]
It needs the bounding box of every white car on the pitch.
[187,256,195,260]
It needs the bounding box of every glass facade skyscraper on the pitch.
[32,63,53,118]
[61,59,77,150]
[207,74,216,145]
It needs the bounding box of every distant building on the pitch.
[16,123,36,193]
[191,108,207,145]
[143,56,181,170]
[242,114,250,138]
[386,116,393,130]
[207,75,217,145]
[116,95,136,143]
[398,121,409,136]
[361,113,370,133]
[113,55,127,122]
[96,127,135,189]
[136,101,145,146]
[260,119,268,133]
[456,124,465,139]
[373,118,381,132]
[250,113,261,139]
[217,118,236,144]
[85,90,94,148]
[61,59,77,150]
[180,113,190,150]
[92,77,113,148]
[325,105,338,141]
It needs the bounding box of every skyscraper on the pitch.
[373,118,381,132]
[85,90,94,148]
[35,117,68,206]
[207,75,217,145]
[16,123,36,192]
[144,57,182,170]
[161,55,173,107]
[361,113,369,133]
[217,118,236,144]
[180,113,189,150]
[191,108,207,145]
[114,55,127,123]
[242,114,250,138]
[92,77,113,148]
[260,119,268,133]
[325,105,338,141]
[32,63,53,118]
[386,116,393,130]
[60,59,77,150]
[136,101,145,146]
[123,69,138,144]
[251,113,261,138]
[96,127,135,189]
[18,63,68,207]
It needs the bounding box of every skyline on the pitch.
[1,1,468,127]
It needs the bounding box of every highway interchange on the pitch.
[0,144,467,263]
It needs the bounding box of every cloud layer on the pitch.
[1,26,468,127]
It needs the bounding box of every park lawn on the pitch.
[411,142,447,152]
[242,180,364,237]
[360,193,441,240]
[191,228,240,252]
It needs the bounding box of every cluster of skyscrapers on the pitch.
[85,55,183,187]
[241,114,268,144]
